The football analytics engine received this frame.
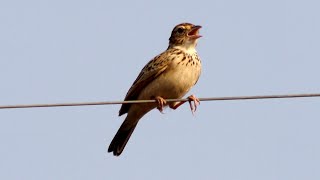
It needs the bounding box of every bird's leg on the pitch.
[170,94,200,115]
[154,96,167,113]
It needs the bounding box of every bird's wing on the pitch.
[119,52,169,116]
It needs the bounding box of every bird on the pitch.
[108,23,202,156]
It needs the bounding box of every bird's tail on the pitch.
[108,117,139,156]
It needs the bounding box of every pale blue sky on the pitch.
[1,0,320,179]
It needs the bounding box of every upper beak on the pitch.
[188,25,202,39]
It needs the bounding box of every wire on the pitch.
[0,93,319,110]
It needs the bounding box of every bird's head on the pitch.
[168,23,202,50]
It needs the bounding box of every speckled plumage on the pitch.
[108,23,202,156]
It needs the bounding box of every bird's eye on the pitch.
[176,27,184,33]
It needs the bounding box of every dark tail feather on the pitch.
[108,122,138,156]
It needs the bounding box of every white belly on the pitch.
[138,59,201,101]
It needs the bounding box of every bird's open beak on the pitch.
[188,25,202,39]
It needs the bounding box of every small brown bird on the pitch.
[108,23,202,156]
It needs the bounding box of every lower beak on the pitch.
[188,25,202,39]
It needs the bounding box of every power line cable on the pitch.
[0,93,319,109]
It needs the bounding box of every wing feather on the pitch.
[119,52,169,116]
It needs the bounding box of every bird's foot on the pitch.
[170,94,200,115]
[155,96,167,113]
[187,94,200,115]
